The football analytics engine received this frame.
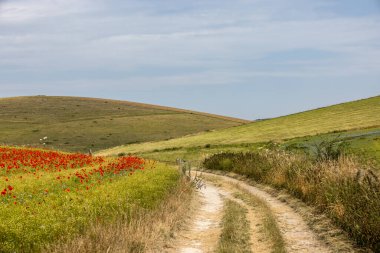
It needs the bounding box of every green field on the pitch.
[0,96,247,152]
[99,96,380,164]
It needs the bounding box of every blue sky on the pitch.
[0,0,379,120]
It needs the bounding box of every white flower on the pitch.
[43,136,48,140]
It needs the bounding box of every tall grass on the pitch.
[203,151,380,252]
[45,179,193,253]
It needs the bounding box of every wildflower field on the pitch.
[0,146,179,252]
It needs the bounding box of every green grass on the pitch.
[46,179,194,253]
[0,96,247,153]
[99,96,380,156]
[0,159,179,252]
[233,192,286,253]
[216,199,251,253]
[106,127,380,168]
[283,127,380,164]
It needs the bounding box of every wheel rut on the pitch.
[168,172,357,253]
[167,184,224,253]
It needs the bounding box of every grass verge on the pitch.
[233,192,286,253]
[216,199,251,253]
[45,179,193,253]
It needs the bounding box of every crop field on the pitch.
[0,96,247,153]
[0,146,179,252]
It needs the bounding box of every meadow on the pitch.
[100,96,380,156]
[0,146,181,252]
[0,96,246,153]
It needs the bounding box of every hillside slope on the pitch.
[99,96,380,155]
[0,96,248,152]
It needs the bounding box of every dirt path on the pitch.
[167,184,225,253]
[169,172,356,253]
[203,172,333,253]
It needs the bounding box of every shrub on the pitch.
[219,158,233,171]
[309,136,349,161]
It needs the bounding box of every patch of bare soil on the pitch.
[166,184,224,253]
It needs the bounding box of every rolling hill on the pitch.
[99,96,380,156]
[0,96,248,152]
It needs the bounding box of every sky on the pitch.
[0,0,379,120]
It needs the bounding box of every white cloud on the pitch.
[0,0,379,90]
[0,0,97,23]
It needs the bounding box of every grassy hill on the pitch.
[0,96,248,152]
[99,96,380,159]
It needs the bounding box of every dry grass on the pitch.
[203,151,380,252]
[44,179,193,253]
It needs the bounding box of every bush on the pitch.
[310,136,349,161]
[219,158,233,171]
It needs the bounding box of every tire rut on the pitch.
[200,172,335,253]
[221,191,273,253]
[167,184,224,253]
[170,172,357,253]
